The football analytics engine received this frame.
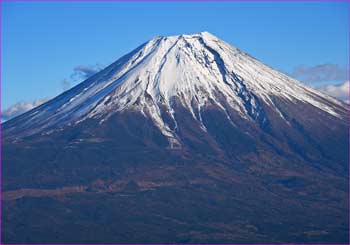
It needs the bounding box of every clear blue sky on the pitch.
[1,1,348,109]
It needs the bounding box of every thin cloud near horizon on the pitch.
[316,80,349,103]
[1,98,49,122]
[291,63,348,83]
[2,64,103,122]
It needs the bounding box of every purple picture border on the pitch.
[0,0,349,245]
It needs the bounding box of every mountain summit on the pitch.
[3,32,346,142]
[3,32,349,244]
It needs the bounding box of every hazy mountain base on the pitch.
[3,184,348,244]
[2,100,349,243]
[2,151,349,244]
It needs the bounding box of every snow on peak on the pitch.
[5,32,346,141]
[153,31,216,39]
[86,31,343,117]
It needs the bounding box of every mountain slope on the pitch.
[3,32,347,141]
[2,32,349,244]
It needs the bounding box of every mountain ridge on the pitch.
[3,31,347,143]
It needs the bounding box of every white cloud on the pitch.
[2,64,102,122]
[2,98,49,122]
[291,64,348,83]
[61,64,102,92]
[316,80,349,103]
[61,79,71,91]
[71,64,102,80]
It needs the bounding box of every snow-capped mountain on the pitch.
[3,32,347,143]
[2,32,349,244]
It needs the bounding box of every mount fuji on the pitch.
[2,32,349,244]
